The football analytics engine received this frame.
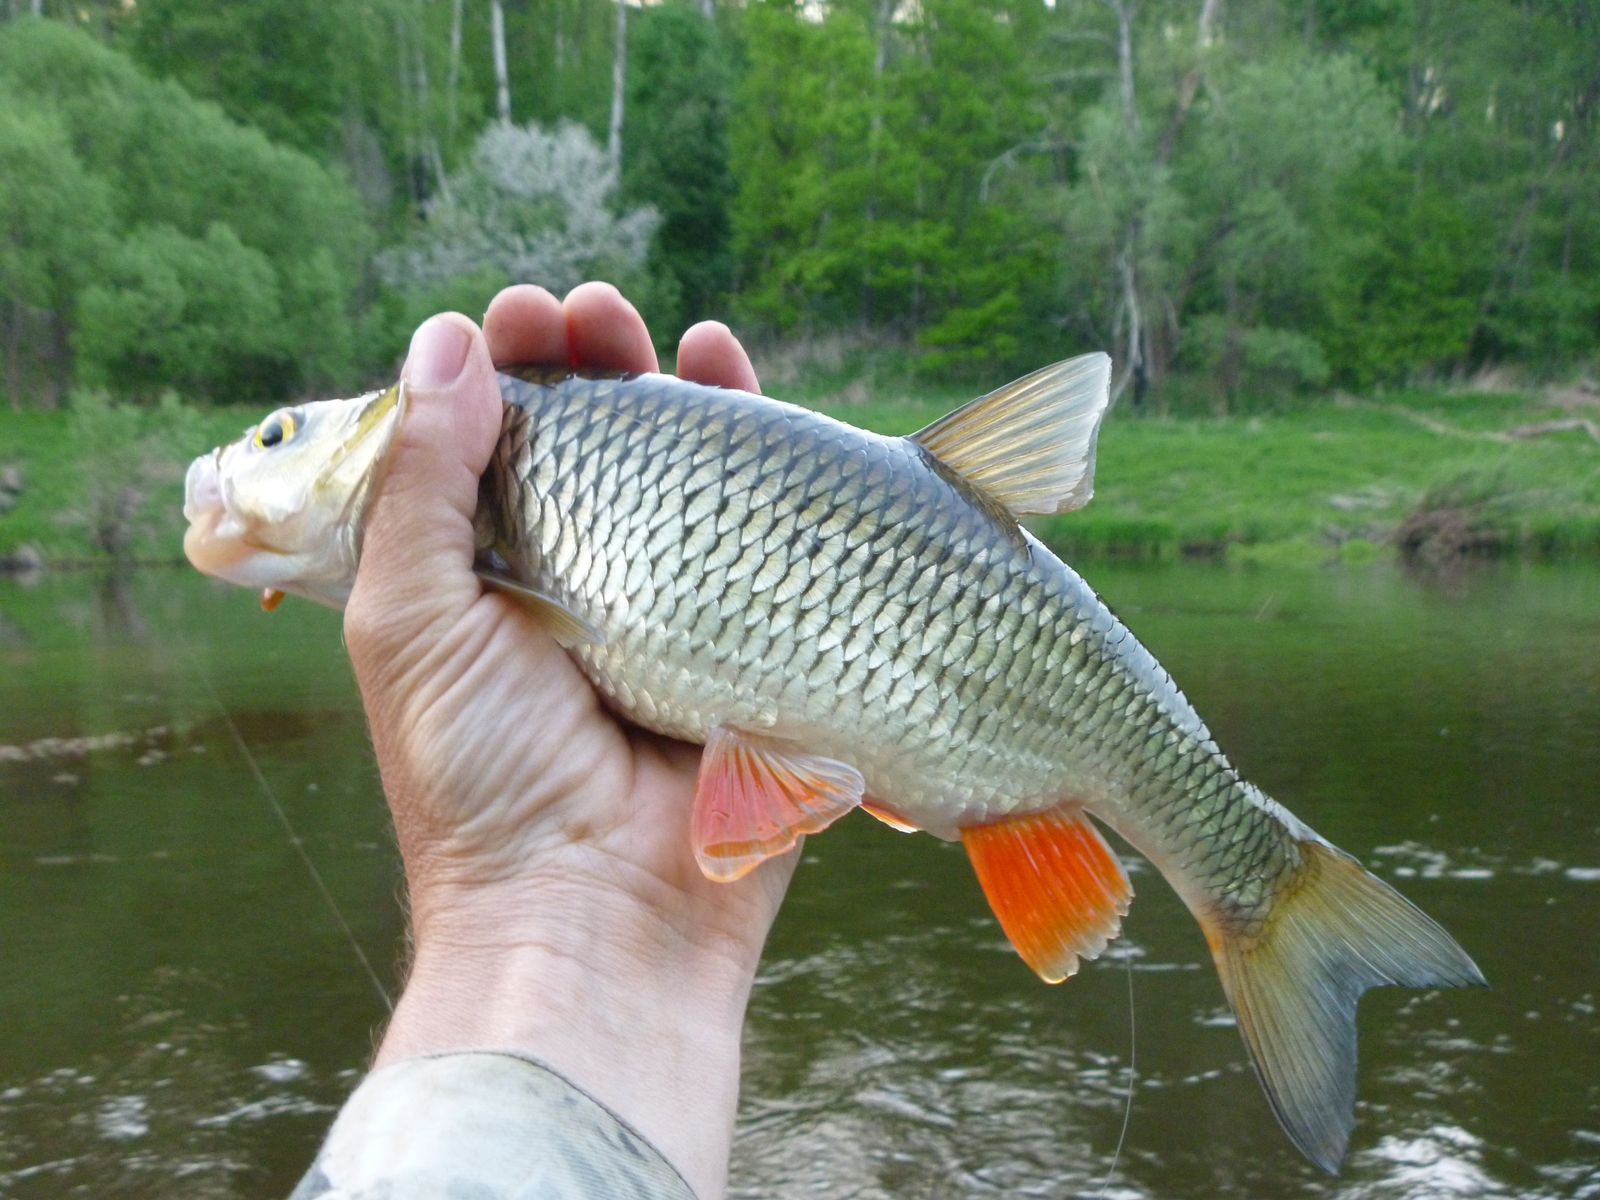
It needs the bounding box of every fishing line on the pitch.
[187,645,394,1013]
[1093,950,1137,1200]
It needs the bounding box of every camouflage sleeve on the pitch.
[287,1052,698,1200]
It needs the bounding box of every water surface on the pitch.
[1,562,1596,1198]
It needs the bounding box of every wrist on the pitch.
[375,864,772,1200]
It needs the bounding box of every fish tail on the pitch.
[1200,839,1485,1173]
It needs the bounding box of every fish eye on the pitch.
[254,410,302,450]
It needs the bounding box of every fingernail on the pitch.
[407,317,472,389]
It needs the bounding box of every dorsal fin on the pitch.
[907,352,1112,517]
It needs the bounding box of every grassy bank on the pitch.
[0,404,254,565]
[3,382,1598,567]
[795,383,1600,564]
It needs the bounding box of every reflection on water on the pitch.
[1,562,1597,1198]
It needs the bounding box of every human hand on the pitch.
[343,283,788,1200]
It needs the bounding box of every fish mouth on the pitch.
[182,452,265,579]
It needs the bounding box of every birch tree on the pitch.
[490,0,511,121]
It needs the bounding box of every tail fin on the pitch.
[1203,840,1484,1173]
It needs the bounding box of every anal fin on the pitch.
[692,726,864,882]
[861,799,919,833]
[961,807,1132,983]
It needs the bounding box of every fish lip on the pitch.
[183,452,272,575]
[182,451,223,525]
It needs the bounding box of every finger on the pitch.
[677,321,760,393]
[346,314,501,655]
[484,285,567,367]
[565,282,659,373]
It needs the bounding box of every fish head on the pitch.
[182,383,405,609]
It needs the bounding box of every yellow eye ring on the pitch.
[254,411,299,449]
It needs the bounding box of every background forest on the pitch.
[0,0,1596,412]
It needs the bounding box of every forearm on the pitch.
[375,873,768,1200]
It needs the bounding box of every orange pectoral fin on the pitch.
[692,726,865,882]
[961,807,1133,983]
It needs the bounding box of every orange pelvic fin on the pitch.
[260,588,285,612]
[692,726,864,882]
[861,799,919,833]
[961,807,1132,983]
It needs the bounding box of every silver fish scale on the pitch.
[480,371,1300,922]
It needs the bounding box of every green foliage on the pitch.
[64,388,202,558]
[75,224,289,404]
[0,106,109,312]
[0,102,112,408]
[624,2,737,339]
[1319,173,1485,384]
[0,396,247,561]
[364,266,512,382]
[731,0,1055,371]
[0,19,371,404]
[114,0,388,158]
[1171,52,1398,400]
[5,0,1600,404]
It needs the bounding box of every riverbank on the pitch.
[3,383,1598,568]
[809,382,1600,564]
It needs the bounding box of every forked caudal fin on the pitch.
[1202,839,1486,1173]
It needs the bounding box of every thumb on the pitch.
[346,313,502,668]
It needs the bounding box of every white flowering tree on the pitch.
[380,120,659,297]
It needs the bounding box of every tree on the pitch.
[0,105,110,409]
[75,224,290,403]
[1175,51,1399,403]
[624,1,737,335]
[378,119,658,298]
[0,20,372,402]
[731,0,1054,370]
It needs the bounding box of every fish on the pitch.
[182,356,1484,1172]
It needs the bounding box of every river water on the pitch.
[0,561,1595,1198]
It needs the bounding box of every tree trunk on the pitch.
[1107,0,1140,135]
[608,0,627,174]
[393,11,423,205]
[447,0,463,142]
[862,0,891,328]
[1112,239,1149,408]
[1157,0,1220,163]
[491,0,511,123]
[412,0,448,197]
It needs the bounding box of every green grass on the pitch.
[4,384,1599,565]
[0,404,254,563]
[798,385,1600,562]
